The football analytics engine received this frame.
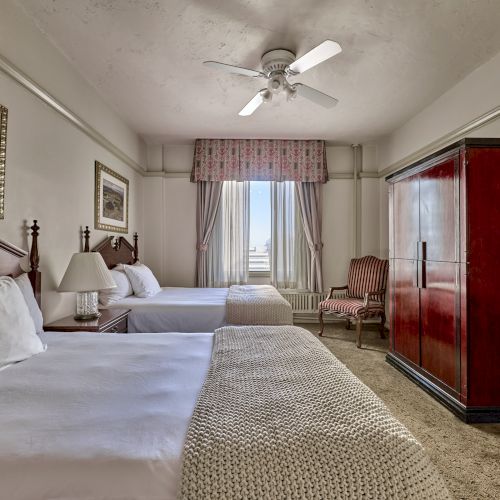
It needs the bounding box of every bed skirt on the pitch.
[180,325,450,499]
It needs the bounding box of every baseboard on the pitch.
[386,353,500,423]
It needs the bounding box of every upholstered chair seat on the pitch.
[319,298,384,317]
[319,255,389,348]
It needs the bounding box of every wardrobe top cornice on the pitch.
[385,138,500,183]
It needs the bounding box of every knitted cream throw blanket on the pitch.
[226,285,293,325]
[180,326,450,500]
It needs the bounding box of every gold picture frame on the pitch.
[95,161,129,233]
[0,105,8,220]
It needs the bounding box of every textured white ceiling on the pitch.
[15,0,500,145]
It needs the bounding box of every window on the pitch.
[208,180,308,287]
[249,181,271,273]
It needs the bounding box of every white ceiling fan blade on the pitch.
[295,84,338,108]
[288,40,342,74]
[204,61,265,78]
[239,91,265,116]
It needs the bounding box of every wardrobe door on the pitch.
[420,261,459,390]
[393,174,419,260]
[419,156,458,262]
[392,258,420,365]
[464,146,500,407]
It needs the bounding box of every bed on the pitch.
[89,230,293,332]
[0,331,212,499]
[107,286,228,332]
[0,227,450,499]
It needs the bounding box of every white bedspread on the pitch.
[0,331,213,500]
[107,287,228,333]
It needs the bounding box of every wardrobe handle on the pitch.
[417,260,427,289]
[417,241,427,261]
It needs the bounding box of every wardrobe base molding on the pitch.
[386,353,500,424]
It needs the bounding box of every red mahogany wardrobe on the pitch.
[386,138,500,423]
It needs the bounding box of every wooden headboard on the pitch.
[85,226,139,269]
[0,220,41,306]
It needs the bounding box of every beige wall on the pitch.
[0,0,146,167]
[144,144,380,291]
[377,50,500,170]
[0,1,145,322]
[376,49,500,259]
[145,49,500,293]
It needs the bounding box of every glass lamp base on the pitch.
[75,291,100,321]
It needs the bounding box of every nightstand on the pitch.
[44,308,130,333]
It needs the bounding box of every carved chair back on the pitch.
[346,255,389,303]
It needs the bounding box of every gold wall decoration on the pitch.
[95,161,129,233]
[0,105,7,220]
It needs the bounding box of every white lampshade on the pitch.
[58,252,116,292]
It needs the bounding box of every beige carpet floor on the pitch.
[299,322,500,500]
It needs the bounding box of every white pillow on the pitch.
[99,267,133,306]
[0,276,46,368]
[14,273,44,334]
[123,263,161,298]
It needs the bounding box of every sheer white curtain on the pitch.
[207,181,250,287]
[270,181,309,290]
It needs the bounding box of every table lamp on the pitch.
[58,252,116,320]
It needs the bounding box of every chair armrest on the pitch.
[363,289,386,307]
[326,285,348,300]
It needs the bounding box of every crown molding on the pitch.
[378,105,500,179]
[0,54,145,175]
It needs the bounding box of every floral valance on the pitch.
[191,139,328,183]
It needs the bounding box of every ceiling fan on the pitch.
[204,40,342,116]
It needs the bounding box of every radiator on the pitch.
[279,290,327,314]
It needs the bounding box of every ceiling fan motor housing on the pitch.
[261,49,296,75]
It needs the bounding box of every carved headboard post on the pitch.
[133,233,139,263]
[91,229,137,269]
[83,226,90,252]
[28,220,42,307]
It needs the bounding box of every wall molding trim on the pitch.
[144,171,190,178]
[0,54,145,174]
[330,172,354,179]
[359,171,379,178]
[352,145,361,257]
[378,105,500,178]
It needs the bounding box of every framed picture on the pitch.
[0,104,7,220]
[94,161,129,233]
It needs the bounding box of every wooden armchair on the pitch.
[319,255,389,348]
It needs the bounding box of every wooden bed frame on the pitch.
[0,220,41,306]
[83,226,139,269]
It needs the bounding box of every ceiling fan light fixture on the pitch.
[285,85,298,102]
[261,89,273,102]
[268,73,285,94]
